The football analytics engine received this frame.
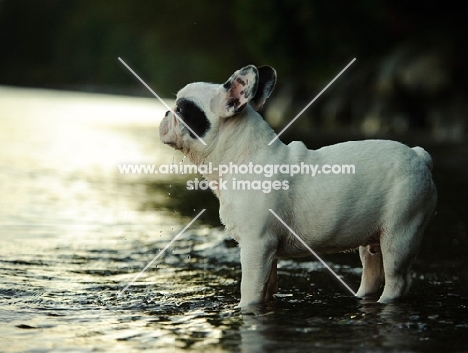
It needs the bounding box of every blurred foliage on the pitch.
[0,0,248,95]
[0,0,466,101]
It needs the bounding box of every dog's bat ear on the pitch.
[216,65,259,118]
[251,66,276,112]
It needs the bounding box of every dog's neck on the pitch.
[186,108,284,183]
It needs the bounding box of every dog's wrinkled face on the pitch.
[159,65,276,156]
[159,83,217,151]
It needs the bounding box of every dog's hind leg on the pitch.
[378,222,425,303]
[264,258,278,300]
[356,241,384,298]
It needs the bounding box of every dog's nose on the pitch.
[165,111,170,117]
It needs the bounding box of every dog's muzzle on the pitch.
[159,112,179,148]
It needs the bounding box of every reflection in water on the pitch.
[0,87,467,352]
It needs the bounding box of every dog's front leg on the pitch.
[238,241,277,308]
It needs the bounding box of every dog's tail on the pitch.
[412,146,433,171]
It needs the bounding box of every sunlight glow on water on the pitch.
[0,86,170,171]
[0,87,174,230]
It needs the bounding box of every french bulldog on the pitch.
[159,65,437,307]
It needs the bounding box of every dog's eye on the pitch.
[175,106,182,114]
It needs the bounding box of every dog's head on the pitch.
[159,65,276,158]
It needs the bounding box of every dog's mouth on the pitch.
[163,141,182,150]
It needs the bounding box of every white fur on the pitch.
[159,65,437,307]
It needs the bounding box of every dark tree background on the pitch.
[1,0,466,139]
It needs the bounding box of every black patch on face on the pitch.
[176,98,211,138]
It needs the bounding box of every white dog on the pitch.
[159,65,437,307]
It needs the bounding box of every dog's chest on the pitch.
[218,200,241,242]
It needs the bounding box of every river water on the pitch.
[0,86,467,352]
